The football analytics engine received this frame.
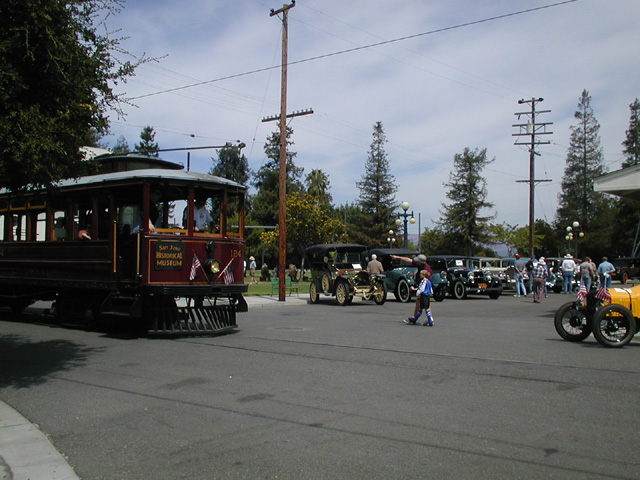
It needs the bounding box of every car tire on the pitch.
[321,273,331,294]
[554,301,591,342]
[335,281,350,306]
[453,280,467,299]
[592,304,636,348]
[309,282,319,304]
[394,278,411,303]
[373,282,387,305]
[433,287,446,302]
[621,272,628,284]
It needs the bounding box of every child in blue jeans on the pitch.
[403,269,434,326]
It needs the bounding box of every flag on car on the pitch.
[576,283,588,302]
[595,286,611,303]
[190,253,201,280]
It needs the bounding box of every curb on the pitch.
[0,401,80,480]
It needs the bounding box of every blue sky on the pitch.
[103,0,640,235]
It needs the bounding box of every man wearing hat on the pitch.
[248,256,257,284]
[561,254,576,294]
[367,254,384,274]
[531,257,549,303]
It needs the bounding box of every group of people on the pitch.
[513,253,616,303]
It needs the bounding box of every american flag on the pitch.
[190,253,201,280]
[576,283,588,302]
[595,286,611,303]
[223,266,234,285]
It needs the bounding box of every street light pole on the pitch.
[387,230,396,248]
[565,221,584,258]
[395,201,416,250]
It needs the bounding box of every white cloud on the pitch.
[105,0,640,234]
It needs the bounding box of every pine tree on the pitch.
[352,121,398,247]
[111,135,130,154]
[210,143,250,185]
[251,125,304,227]
[437,147,495,256]
[555,89,611,258]
[622,98,640,168]
[135,126,159,156]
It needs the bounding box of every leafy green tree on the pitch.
[352,121,398,247]
[251,125,304,227]
[437,147,495,256]
[260,192,347,261]
[555,90,612,258]
[135,126,159,156]
[0,0,147,190]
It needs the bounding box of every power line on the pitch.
[129,0,580,101]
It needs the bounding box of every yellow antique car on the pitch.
[555,284,640,348]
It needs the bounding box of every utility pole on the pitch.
[270,1,295,301]
[513,98,552,258]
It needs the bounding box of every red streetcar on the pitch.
[0,151,248,335]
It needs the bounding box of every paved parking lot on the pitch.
[1,291,639,479]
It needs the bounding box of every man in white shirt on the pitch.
[561,254,576,294]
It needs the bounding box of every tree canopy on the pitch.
[0,0,146,190]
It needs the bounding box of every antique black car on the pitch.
[304,243,387,306]
[427,255,502,299]
[365,248,448,302]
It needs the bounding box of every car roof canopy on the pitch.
[305,243,367,255]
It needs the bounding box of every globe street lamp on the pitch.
[387,230,396,248]
[395,201,416,249]
[565,221,584,258]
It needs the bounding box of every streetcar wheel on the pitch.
[335,282,349,306]
[592,304,636,348]
[373,283,387,305]
[394,279,411,303]
[453,280,467,299]
[554,302,591,342]
[309,282,319,304]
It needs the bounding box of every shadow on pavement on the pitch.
[0,333,95,389]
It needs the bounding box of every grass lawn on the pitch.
[243,276,310,296]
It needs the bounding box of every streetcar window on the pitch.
[12,214,26,241]
[35,211,46,241]
[0,214,5,241]
[53,211,68,240]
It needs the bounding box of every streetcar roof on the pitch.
[0,168,246,195]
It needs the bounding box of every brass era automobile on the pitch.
[304,243,387,306]
[554,284,640,348]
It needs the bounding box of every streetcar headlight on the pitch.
[204,259,220,274]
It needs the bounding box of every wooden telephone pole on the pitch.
[270,2,295,301]
[513,98,552,258]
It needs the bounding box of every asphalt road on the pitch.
[1,292,639,480]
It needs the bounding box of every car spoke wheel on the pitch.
[321,274,331,294]
[373,283,387,305]
[335,282,349,306]
[453,280,467,299]
[309,282,319,304]
[592,304,636,348]
[554,301,591,342]
[621,272,628,284]
[395,279,411,303]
